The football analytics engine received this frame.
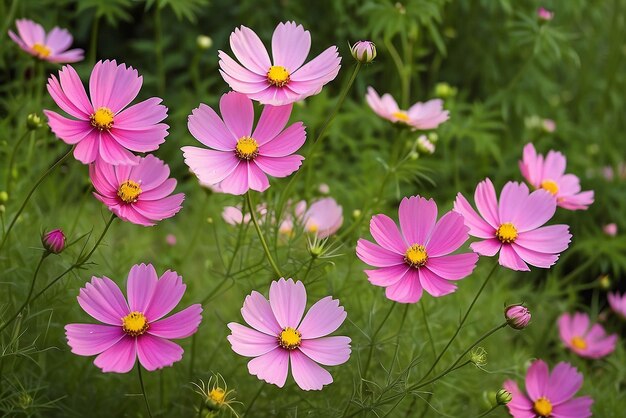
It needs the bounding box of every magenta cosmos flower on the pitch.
[90,154,184,226]
[218,21,341,105]
[65,264,202,373]
[44,60,168,165]
[182,92,305,195]
[454,178,571,271]
[365,87,449,130]
[557,312,617,359]
[356,196,478,303]
[41,228,66,254]
[608,291,626,319]
[227,278,350,390]
[504,359,592,418]
[519,143,594,210]
[299,197,343,238]
[8,18,83,63]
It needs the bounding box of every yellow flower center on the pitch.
[540,179,559,195]
[90,107,115,131]
[391,111,410,123]
[571,336,587,350]
[307,223,319,233]
[235,136,259,160]
[32,43,51,58]
[208,388,226,405]
[278,327,301,350]
[496,222,518,243]
[533,397,553,417]
[267,65,290,87]
[405,244,428,267]
[117,180,142,203]
[122,311,149,337]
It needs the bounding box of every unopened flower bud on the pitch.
[434,82,457,99]
[598,274,611,290]
[318,183,330,194]
[505,304,531,329]
[166,234,177,246]
[542,119,556,133]
[197,35,213,50]
[496,389,513,405]
[537,7,554,21]
[206,217,213,224]
[42,229,66,254]
[352,209,362,219]
[603,223,617,237]
[416,135,435,154]
[0,191,8,203]
[428,132,439,143]
[27,113,44,130]
[350,41,376,63]
[409,151,419,160]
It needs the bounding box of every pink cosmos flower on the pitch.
[41,228,66,254]
[44,60,169,165]
[165,234,177,246]
[356,196,478,303]
[557,312,617,359]
[182,92,305,195]
[90,154,184,226]
[608,292,626,319]
[503,359,592,418]
[218,21,341,106]
[222,204,267,225]
[537,7,555,21]
[8,19,84,63]
[519,143,594,210]
[65,263,202,373]
[228,278,350,390]
[299,197,343,238]
[603,223,618,236]
[542,118,556,133]
[365,87,449,130]
[454,178,571,271]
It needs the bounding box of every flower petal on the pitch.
[241,291,282,335]
[182,146,240,186]
[399,196,437,245]
[271,21,311,71]
[229,26,272,75]
[426,253,478,280]
[299,336,351,366]
[385,269,423,303]
[77,276,129,326]
[526,359,549,400]
[474,178,500,228]
[65,323,124,356]
[252,104,293,145]
[144,270,186,321]
[269,278,307,329]
[290,349,333,391]
[546,362,583,405]
[136,334,183,371]
[258,122,306,157]
[356,239,405,267]
[425,211,469,257]
[227,323,278,357]
[148,304,202,339]
[419,267,457,297]
[298,296,346,339]
[365,265,411,287]
[498,244,530,271]
[220,92,253,139]
[127,263,159,313]
[247,348,290,387]
[93,336,137,373]
[453,192,495,239]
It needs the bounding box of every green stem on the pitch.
[0,253,48,334]
[417,260,498,383]
[243,382,264,417]
[409,360,472,392]
[154,4,165,96]
[302,257,316,282]
[246,192,282,278]
[137,364,153,418]
[0,146,74,253]
[420,302,436,358]
[88,15,100,66]
[5,130,30,194]
[476,404,501,418]
[445,322,508,373]
[362,302,396,380]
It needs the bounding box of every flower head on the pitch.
[350,41,376,63]
[299,197,343,238]
[519,143,594,210]
[557,312,617,359]
[503,360,592,418]
[356,196,479,303]
[365,87,449,130]
[219,22,341,105]
[42,228,66,254]
[454,178,571,271]
[608,292,626,320]
[193,374,241,417]
[65,263,203,373]
[221,204,267,225]
[505,304,531,330]
[496,389,512,405]
[8,19,83,63]
[227,278,350,390]
[537,7,554,21]
[603,223,617,236]
[182,92,305,195]
[90,155,184,226]
[44,60,169,165]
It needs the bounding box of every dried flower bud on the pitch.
[505,304,531,330]
[470,347,487,366]
[42,229,66,254]
[350,41,376,63]
[496,389,513,405]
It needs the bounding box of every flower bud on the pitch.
[496,389,513,405]
[352,209,362,219]
[416,135,435,154]
[350,41,376,64]
[27,113,44,130]
[470,347,487,366]
[598,274,611,290]
[42,229,66,254]
[542,119,556,133]
[0,191,8,203]
[166,234,177,246]
[505,304,531,330]
[318,183,330,194]
[603,223,617,237]
[196,35,213,50]
[537,7,554,21]
[434,82,457,99]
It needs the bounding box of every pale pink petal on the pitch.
[298,296,346,339]
[259,122,306,157]
[365,87,394,120]
[98,132,138,165]
[148,305,202,339]
[247,348,290,387]
[520,143,541,187]
[187,103,236,151]
[470,239,501,256]
[425,211,469,257]
[399,196,437,245]
[132,194,184,223]
[511,243,559,268]
[127,263,158,313]
[419,267,456,297]
[516,225,571,253]
[77,276,129,326]
[252,104,293,145]
[135,270,184,321]
[356,239,405,267]
[269,278,307,329]
[65,323,124,356]
[253,155,304,177]
[570,312,589,336]
[220,91,253,139]
[370,214,406,254]
[114,98,167,130]
[290,349,333,391]
[93,336,136,373]
[526,359,549,400]
[219,69,270,95]
[16,19,44,46]
[136,334,183,371]
[498,245,530,271]
[290,46,340,83]
[271,22,311,71]
[385,269,423,303]
[247,159,270,192]
[558,313,574,343]
[126,154,169,191]
[498,181,529,224]
[45,27,72,52]
[229,26,272,75]
[227,323,278,357]
[299,336,351,366]
[8,29,28,51]
[474,178,500,228]
[453,193,495,239]
[89,60,142,113]
[559,191,594,211]
[241,291,282,335]
[514,189,557,232]
[181,147,240,185]
[365,265,411,287]
[425,253,478,280]
[48,49,84,63]
[218,50,267,84]
[218,162,250,195]
[248,85,304,106]
[542,150,567,180]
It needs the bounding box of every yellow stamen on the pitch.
[31,43,51,58]
[122,311,149,337]
[117,180,142,203]
[267,65,290,87]
[496,222,518,243]
[391,111,410,123]
[208,388,226,405]
[235,136,259,160]
[405,244,428,267]
[90,107,114,131]
[278,327,301,350]
[541,179,559,195]
[533,397,553,417]
[571,336,587,350]
[307,223,319,233]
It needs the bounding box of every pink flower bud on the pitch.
[603,223,618,237]
[42,229,66,254]
[537,7,554,21]
[350,41,376,63]
[166,234,177,246]
[505,304,531,330]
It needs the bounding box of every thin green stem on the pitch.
[417,260,498,383]
[409,360,472,392]
[0,146,74,253]
[446,322,508,372]
[476,404,501,418]
[154,4,165,96]
[362,302,396,380]
[302,257,316,282]
[243,382,264,417]
[0,253,48,334]
[246,192,282,278]
[137,364,153,418]
[420,302,436,358]
[5,130,30,194]
[88,15,100,65]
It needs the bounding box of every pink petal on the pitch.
[511,243,559,268]
[45,26,72,52]
[399,196,437,245]
[298,296,346,339]
[132,194,184,223]
[516,225,571,253]
[419,267,457,297]
[181,147,240,185]
[426,253,478,280]
[48,49,84,64]
[57,64,92,116]
[254,155,303,177]
[98,132,138,165]
[542,150,567,180]
[498,244,530,271]
[220,91,253,139]
[569,312,590,336]
[365,87,395,120]
[219,68,270,95]
[559,191,594,211]
[44,110,92,144]
[229,26,272,75]
[77,276,129,326]
[503,379,534,412]
[143,269,186,321]
[526,359,549,400]
[271,21,311,71]
[252,104,293,145]
[290,46,340,83]
[385,269,423,303]
[89,60,142,113]
[73,130,99,163]
[289,349,333,391]
[425,211,469,257]
[187,103,236,151]
[299,336,351,366]
[514,189,557,232]
[453,193,495,239]
[474,178,500,228]
[558,313,574,345]
[218,50,267,84]
[65,323,124,356]
[127,263,159,313]
[46,68,90,119]
[551,396,593,418]
[127,154,169,191]
[248,85,304,106]
[148,304,202,339]
[241,291,282,335]
[140,178,177,201]
[136,333,183,371]
[546,362,583,405]
[470,238,501,256]
[259,122,306,157]
[247,162,270,193]
[365,265,411,287]
[94,336,137,373]
[227,323,278,357]
[498,181,529,224]
[114,97,167,130]
[370,214,406,254]
[269,278,307,329]
[16,19,44,46]
[356,239,405,267]
[247,348,290,387]
[218,162,250,195]
[520,143,541,187]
